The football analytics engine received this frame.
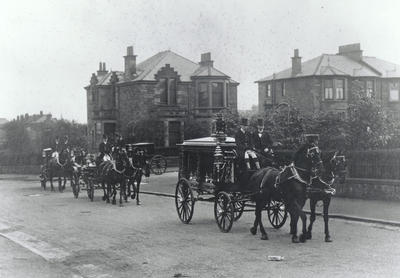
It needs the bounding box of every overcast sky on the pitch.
[1,0,400,123]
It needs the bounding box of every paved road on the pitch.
[0,176,400,277]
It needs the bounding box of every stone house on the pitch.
[256,43,400,119]
[85,46,239,151]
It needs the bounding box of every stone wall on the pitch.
[335,178,400,201]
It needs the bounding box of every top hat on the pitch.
[304,134,319,143]
[102,134,108,140]
[240,118,249,126]
[257,118,264,127]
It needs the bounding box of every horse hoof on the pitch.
[112,200,116,205]
[250,227,257,235]
[325,236,332,243]
[106,199,110,204]
[305,232,312,240]
[260,234,268,240]
[131,195,135,200]
[299,234,307,243]
[136,201,141,206]
[102,196,106,201]
[292,236,299,243]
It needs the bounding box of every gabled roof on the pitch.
[96,50,236,85]
[256,53,400,82]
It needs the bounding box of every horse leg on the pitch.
[106,182,111,203]
[250,197,259,235]
[258,200,269,240]
[101,182,107,202]
[119,181,124,206]
[112,184,117,205]
[49,174,54,191]
[136,174,141,205]
[324,197,332,242]
[297,200,308,243]
[58,177,62,192]
[306,198,318,240]
[288,203,299,243]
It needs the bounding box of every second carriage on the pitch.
[174,122,288,233]
[129,142,167,175]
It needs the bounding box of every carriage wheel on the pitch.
[87,180,94,202]
[214,192,234,233]
[175,179,195,224]
[150,155,167,175]
[267,200,288,229]
[233,201,245,221]
[71,173,80,198]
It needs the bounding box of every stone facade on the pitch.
[85,47,239,151]
[257,44,400,118]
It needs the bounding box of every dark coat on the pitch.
[99,142,112,155]
[53,142,61,153]
[235,129,253,157]
[253,131,273,152]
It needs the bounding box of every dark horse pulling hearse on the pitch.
[175,115,346,243]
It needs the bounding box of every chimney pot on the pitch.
[124,45,137,79]
[199,52,214,67]
[291,49,302,75]
[40,110,43,116]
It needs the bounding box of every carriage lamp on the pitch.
[213,143,224,182]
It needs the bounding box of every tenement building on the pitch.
[85,46,238,151]
[256,43,400,119]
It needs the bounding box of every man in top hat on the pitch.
[253,118,273,154]
[115,133,125,149]
[61,135,70,154]
[98,134,112,162]
[235,118,260,170]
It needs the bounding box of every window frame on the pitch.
[389,82,400,102]
[366,80,374,98]
[159,77,177,105]
[266,83,271,98]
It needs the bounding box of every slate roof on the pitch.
[96,50,236,85]
[256,54,400,82]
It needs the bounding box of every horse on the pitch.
[125,148,150,205]
[305,152,347,242]
[98,147,130,205]
[248,144,323,243]
[47,148,72,192]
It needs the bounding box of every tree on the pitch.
[347,80,391,150]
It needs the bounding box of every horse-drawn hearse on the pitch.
[175,115,347,243]
[175,117,288,233]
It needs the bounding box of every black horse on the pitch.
[248,144,323,243]
[125,148,150,205]
[305,152,347,242]
[98,147,131,205]
[47,148,72,192]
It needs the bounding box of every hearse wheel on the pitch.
[267,199,288,228]
[214,191,234,233]
[175,179,195,224]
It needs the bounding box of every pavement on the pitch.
[1,172,400,225]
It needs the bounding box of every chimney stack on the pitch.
[97,62,108,77]
[199,52,214,67]
[291,49,302,75]
[124,45,137,79]
[338,43,363,61]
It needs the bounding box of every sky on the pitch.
[1,0,400,123]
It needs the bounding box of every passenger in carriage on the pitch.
[98,134,112,163]
[114,133,125,150]
[235,118,260,170]
[253,119,273,154]
[52,136,61,158]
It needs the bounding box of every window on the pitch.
[335,80,344,99]
[266,83,271,97]
[212,82,224,107]
[282,82,286,96]
[366,80,374,98]
[95,122,102,135]
[159,78,177,105]
[198,83,209,107]
[389,82,399,102]
[324,80,333,100]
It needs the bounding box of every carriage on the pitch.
[174,117,288,232]
[127,142,167,175]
